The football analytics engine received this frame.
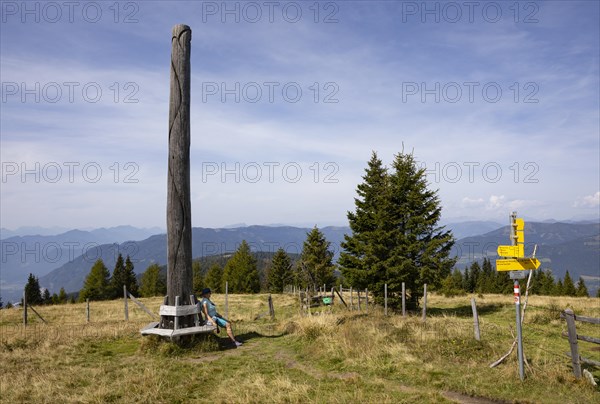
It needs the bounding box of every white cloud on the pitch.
[574,191,600,208]
[486,195,506,210]
[1,2,598,229]
[461,197,484,207]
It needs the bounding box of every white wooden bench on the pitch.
[140,295,217,341]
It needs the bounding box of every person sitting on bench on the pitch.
[200,288,242,347]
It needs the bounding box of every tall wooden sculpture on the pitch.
[167,24,193,308]
[141,24,215,339]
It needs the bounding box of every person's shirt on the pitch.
[201,297,217,318]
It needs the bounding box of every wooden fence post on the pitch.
[86,298,90,323]
[421,284,427,323]
[471,298,480,341]
[402,282,406,317]
[22,289,27,326]
[564,308,582,378]
[225,281,229,320]
[124,285,129,321]
[357,289,362,311]
[384,283,388,316]
[268,294,275,320]
[365,288,369,313]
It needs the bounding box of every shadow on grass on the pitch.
[427,303,506,318]
[213,330,286,351]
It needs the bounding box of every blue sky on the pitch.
[1,1,599,230]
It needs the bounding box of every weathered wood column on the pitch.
[167,24,193,309]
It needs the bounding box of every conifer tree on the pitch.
[575,277,589,297]
[42,288,51,304]
[110,253,126,298]
[562,271,577,296]
[139,263,166,297]
[467,262,481,293]
[299,227,336,290]
[479,258,494,293]
[554,279,564,296]
[267,248,293,292]
[24,273,42,305]
[222,241,260,293]
[124,256,138,296]
[339,152,389,291]
[205,262,223,293]
[462,266,470,291]
[79,259,111,301]
[537,270,556,295]
[493,270,512,294]
[192,261,204,294]
[440,268,465,297]
[340,151,455,308]
[58,287,68,304]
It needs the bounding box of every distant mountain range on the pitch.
[37,226,349,297]
[0,225,164,239]
[453,222,600,295]
[1,221,598,303]
[0,226,163,302]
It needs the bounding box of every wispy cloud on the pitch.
[1,1,598,228]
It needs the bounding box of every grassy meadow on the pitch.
[1,292,598,403]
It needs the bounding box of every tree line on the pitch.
[441,258,591,297]
[136,226,336,297]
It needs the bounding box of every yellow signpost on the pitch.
[496,257,541,271]
[496,215,539,271]
[495,212,541,381]
[497,245,524,258]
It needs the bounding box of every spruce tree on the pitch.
[467,262,481,293]
[562,271,577,296]
[267,248,293,292]
[124,256,139,296]
[387,152,455,306]
[554,279,564,296]
[462,266,470,291]
[139,263,166,297]
[575,277,589,297]
[341,151,455,308]
[42,288,51,304]
[493,270,512,294]
[79,259,111,301]
[58,287,68,304]
[339,152,389,291]
[205,262,223,293]
[440,268,465,297]
[538,270,556,295]
[299,227,336,290]
[479,258,494,293]
[530,269,542,295]
[24,273,42,305]
[192,261,204,294]
[110,254,126,298]
[222,241,260,293]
